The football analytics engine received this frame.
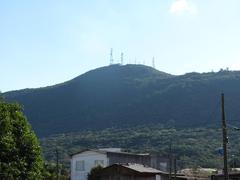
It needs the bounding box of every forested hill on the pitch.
[3,64,240,137]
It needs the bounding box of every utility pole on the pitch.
[231,155,236,168]
[174,156,177,180]
[56,148,59,180]
[221,93,229,180]
[169,142,172,180]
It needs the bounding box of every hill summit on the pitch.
[4,64,240,137]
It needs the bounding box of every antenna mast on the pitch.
[152,57,155,68]
[110,48,114,65]
[121,52,124,65]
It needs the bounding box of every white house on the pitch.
[70,148,168,180]
[71,149,109,180]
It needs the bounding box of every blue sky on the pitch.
[1,0,240,92]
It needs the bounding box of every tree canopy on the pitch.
[88,166,103,180]
[0,100,44,179]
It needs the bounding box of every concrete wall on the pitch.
[71,151,108,180]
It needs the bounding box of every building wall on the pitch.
[100,175,155,180]
[108,152,150,166]
[150,154,168,171]
[211,174,240,180]
[71,151,108,180]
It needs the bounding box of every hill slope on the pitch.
[4,65,240,137]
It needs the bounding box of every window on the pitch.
[76,160,85,171]
[94,160,104,166]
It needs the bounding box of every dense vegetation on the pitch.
[88,166,103,180]
[4,65,240,137]
[0,100,44,179]
[40,126,240,169]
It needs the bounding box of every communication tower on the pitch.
[110,48,114,65]
[152,57,155,68]
[121,52,124,65]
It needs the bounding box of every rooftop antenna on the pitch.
[110,48,114,65]
[152,57,155,68]
[121,52,124,65]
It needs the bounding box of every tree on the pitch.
[0,101,44,179]
[88,166,103,180]
[0,92,3,101]
[42,162,70,180]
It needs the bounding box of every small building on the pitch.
[70,148,168,180]
[211,173,240,180]
[98,163,187,180]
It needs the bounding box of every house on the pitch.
[98,163,188,180]
[70,148,168,180]
[98,163,166,180]
[211,172,240,180]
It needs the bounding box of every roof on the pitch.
[121,163,164,174]
[101,163,169,175]
[70,148,150,157]
[99,148,122,152]
[70,149,103,157]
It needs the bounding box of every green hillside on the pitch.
[4,64,240,137]
[40,126,240,169]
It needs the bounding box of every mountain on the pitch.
[3,64,240,137]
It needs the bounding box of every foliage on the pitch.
[42,162,69,180]
[0,93,3,101]
[40,126,240,170]
[88,166,103,180]
[0,101,44,179]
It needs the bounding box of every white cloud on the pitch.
[169,0,197,15]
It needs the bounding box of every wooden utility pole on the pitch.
[221,93,229,180]
[169,142,172,180]
[56,149,59,180]
[174,156,177,180]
